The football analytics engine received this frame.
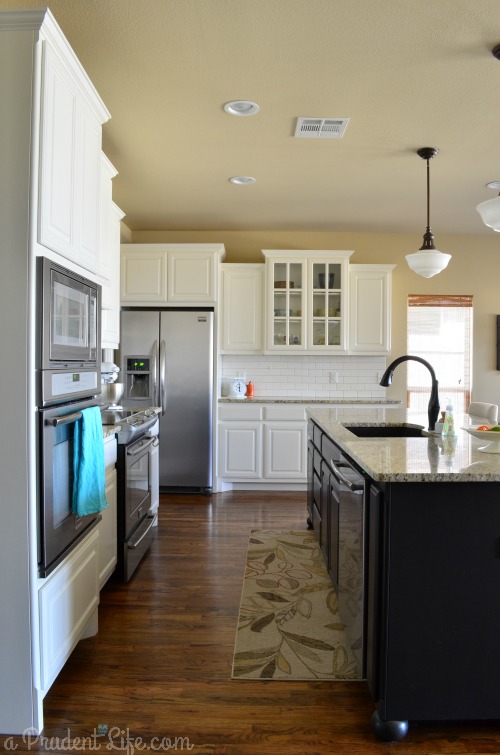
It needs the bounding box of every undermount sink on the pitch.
[347,425,426,438]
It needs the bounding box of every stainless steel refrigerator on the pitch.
[119,309,214,490]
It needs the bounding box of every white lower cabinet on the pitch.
[264,421,307,479]
[218,421,263,478]
[218,404,308,488]
[38,527,99,693]
[98,436,117,589]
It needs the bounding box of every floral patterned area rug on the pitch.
[231,530,363,680]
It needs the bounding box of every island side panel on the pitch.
[374,481,500,723]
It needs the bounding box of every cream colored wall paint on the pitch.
[130,229,500,410]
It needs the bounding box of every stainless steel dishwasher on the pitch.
[328,451,367,675]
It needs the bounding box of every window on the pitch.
[407,295,473,414]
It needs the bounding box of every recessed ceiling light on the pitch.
[224,100,260,116]
[229,176,256,185]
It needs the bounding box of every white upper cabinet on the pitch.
[120,244,225,305]
[220,264,264,353]
[38,31,110,274]
[262,250,353,353]
[100,154,124,349]
[348,264,395,354]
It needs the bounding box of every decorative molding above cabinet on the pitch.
[120,243,226,305]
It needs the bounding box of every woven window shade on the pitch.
[407,295,473,413]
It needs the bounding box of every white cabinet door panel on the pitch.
[348,265,394,354]
[264,422,307,479]
[221,264,264,353]
[218,422,262,478]
[39,528,99,692]
[121,249,167,302]
[168,250,215,302]
[39,43,77,258]
[98,465,117,589]
[77,104,101,271]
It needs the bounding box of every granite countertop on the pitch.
[219,397,401,405]
[103,423,120,440]
[307,406,500,482]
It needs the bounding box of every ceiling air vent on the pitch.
[294,117,349,139]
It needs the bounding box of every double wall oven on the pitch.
[37,257,103,577]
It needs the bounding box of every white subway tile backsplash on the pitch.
[221,354,388,399]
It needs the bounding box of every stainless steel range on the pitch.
[102,408,159,581]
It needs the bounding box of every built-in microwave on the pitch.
[37,257,101,406]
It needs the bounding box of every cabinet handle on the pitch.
[330,459,364,491]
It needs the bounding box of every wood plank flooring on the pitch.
[12,491,500,754]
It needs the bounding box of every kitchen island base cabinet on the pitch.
[368,480,500,738]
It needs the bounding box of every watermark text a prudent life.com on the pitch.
[1,727,195,753]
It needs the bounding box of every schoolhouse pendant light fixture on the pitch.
[405,147,451,278]
[476,181,500,231]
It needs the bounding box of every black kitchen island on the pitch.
[307,406,500,742]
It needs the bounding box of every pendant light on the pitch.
[405,147,451,278]
[476,181,500,231]
[476,45,500,231]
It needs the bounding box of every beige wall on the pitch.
[129,228,500,410]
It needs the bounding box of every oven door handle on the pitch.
[46,411,82,427]
[330,459,364,491]
[128,513,155,549]
[126,437,155,456]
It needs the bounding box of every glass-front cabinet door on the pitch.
[309,259,344,349]
[263,250,352,352]
[270,260,305,349]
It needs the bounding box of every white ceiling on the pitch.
[4,0,500,236]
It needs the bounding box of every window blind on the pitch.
[407,295,473,414]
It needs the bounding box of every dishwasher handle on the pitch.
[330,459,364,491]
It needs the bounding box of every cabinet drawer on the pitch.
[322,434,342,466]
[264,405,307,421]
[219,403,263,421]
[313,422,323,449]
[313,448,322,476]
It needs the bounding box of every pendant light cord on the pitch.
[420,155,436,251]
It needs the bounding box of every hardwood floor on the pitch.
[14,491,500,754]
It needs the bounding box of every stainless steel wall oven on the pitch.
[38,397,102,577]
[36,257,103,577]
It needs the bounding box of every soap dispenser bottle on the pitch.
[441,398,456,438]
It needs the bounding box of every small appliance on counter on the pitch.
[100,349,124,410]
[229,376,247,399]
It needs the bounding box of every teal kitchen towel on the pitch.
[73,406,108,516]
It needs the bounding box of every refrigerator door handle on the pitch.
[160,339,167,414]
[152,340,158,406]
